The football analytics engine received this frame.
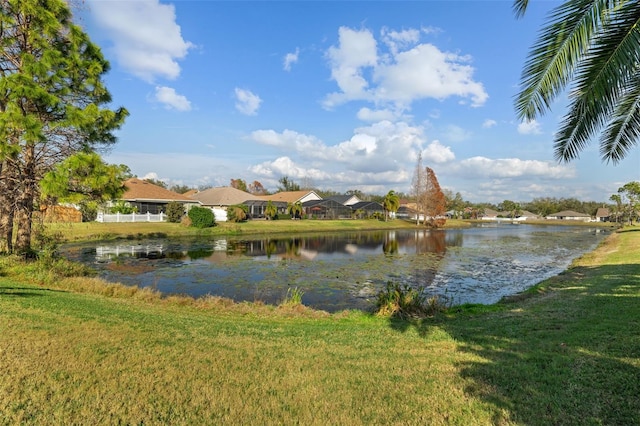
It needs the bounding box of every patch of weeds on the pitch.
[280,286,304,307]
[375,281,446,319]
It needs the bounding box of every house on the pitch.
[243,199,288,218]
[327,194,361,206]
[480,208,500,220]
[118,178,200,214]
[395,205,417,220]
[262,190,322,205]
[302,199,353,219]
[350,201,384,218]
[189,186,261,221]
[516,210,541,221]
[545,210,592,221]
[595,207,611,222]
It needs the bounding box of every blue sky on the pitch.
[79,0,640,203]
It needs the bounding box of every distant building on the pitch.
[545,210,591,221]
[189,186,261,222]
[595,207,611,222]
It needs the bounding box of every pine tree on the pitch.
[0,0,127,253]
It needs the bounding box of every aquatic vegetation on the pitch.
[374,281,444,319]
[281,286,305,307]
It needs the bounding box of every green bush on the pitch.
[79,201,98,222]
[188,206,215,228]
[110,200,137,214]
[165,201,184,223]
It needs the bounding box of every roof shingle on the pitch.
[122,178,196,202]
[190,187,258,206]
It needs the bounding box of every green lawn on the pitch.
[0,226,638,424]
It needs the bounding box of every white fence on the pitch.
[96,212,166,223]
[97,207,228,223]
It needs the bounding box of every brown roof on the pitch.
[122,178,196,202]
[518,210,540,218]
[182,189,198,198]
[190,186,258,206]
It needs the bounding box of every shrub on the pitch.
[165,201,184,223]
[110,200,137,214]
[188,206,215,228]
[79,201,98,222]
[227,204,248,223]
[375,281,444,319]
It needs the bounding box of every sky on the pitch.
[77,0,640,203]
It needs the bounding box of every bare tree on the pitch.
[411,152,425,225]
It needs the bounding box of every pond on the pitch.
[59,224,609,313]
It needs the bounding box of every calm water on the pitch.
[60,224,608,312]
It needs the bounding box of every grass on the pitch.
[0,224,638,424]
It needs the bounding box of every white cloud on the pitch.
[324,27,378,108]
[381,27,421,56]
[141,172,163,182]
[423,140,455,163]
[235,88,262,116]
[250,157,330,181]
[453,157,575,179]
[283,48,299,71]
[374,44,488,107]
[518,119,542,135]
[356,107,399,122]
[249,121,427,176]
[323,25,488,111]
[154,86,191,111]
[483,119,497,128]
[89,0,193,82]
[249,156,411,192]
[251,129,323,151]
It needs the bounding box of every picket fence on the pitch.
[96,212,165,223]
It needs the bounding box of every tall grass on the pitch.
[281,286,304,306]
[375,281,446,319]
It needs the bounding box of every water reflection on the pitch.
[61,225,607,312]
[90,230,457,263]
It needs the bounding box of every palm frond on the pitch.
[553,104,595,162]
[513,0,530,19]
[515,0,613,121]
[601,73,640,164]
[554,1,640,162]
